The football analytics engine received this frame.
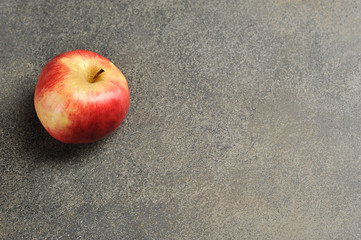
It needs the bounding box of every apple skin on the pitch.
[34,50,130,144]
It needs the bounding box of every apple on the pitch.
[34,50,130,144]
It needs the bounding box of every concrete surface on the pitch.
[1,0,361,239]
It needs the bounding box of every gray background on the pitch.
[1,0,361,239]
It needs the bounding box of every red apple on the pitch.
[34,50,130,144]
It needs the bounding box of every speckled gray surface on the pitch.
[1,0,361,239]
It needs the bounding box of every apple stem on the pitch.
[91,69,105,83]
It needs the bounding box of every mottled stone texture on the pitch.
[1,0,361,239]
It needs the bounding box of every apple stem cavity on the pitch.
[90,68,105,83]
